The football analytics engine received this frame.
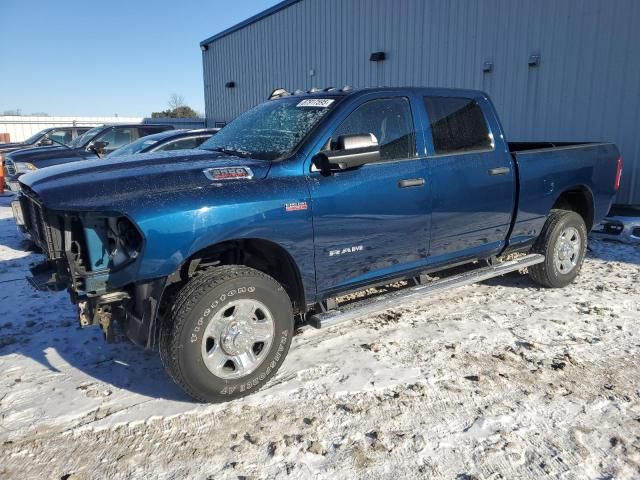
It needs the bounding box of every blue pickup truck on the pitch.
[13,87,621,402]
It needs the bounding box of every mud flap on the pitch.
[124,277,167,349]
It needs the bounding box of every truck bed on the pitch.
[508,141,600,152]
[507,141,620,249]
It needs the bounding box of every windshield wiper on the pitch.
[208,147,250,158]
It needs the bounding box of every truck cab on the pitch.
[0,126,91,155]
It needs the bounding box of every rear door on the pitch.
[423,94,515,263]
[308,93,431,296]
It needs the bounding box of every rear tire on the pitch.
[528,209,588,288]
[159,265,294,402]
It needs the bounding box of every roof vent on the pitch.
[269,88,290,99]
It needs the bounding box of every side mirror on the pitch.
[90,141,109,154]
[313,134,380,171]
[39,138,53,146]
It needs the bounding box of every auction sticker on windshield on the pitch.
[297,99,335,108]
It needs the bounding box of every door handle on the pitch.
[398,178,425,188]
[488,167,511,176]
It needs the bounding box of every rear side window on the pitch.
[138,126,171,137]
[332,97,416,162]
[155,136,209,152]
[424,96,492,155]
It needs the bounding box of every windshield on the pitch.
[23,129,48,144]
[69,126,102,148]
[109,136,159,157]
[199,97,338,160]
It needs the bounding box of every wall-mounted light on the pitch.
[369,51,386,62]
[225,81,236,88]
[528,54,541,67]
[200,44,208,52]
[483,61,493,73]
[309,68,316,76]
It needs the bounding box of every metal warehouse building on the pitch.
[201,0,640,205]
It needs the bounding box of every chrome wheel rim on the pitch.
[553,226,581,274]
[201,299,274,380]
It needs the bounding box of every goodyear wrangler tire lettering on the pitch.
[159,265,294,403]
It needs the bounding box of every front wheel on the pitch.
[528,209,588,288]
[160,265,294,402]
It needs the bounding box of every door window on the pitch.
[332,97,416,162]
[95,128,135,151]
[424,96,493,155]
[49,129,73,145]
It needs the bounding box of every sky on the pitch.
[0,0,281,117]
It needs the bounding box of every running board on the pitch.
[308,254,544,329]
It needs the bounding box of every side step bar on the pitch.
[308,253,544,329]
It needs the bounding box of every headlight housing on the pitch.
[79,215,144,271]
[14,162,37,173]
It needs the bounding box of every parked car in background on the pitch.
[13,87,621,402]
[108,128,219,158]
[0,126,91,164]
[2,124,173,190]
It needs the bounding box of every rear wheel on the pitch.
[160,265,294,402]
[529,209,588,288]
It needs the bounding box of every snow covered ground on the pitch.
[0,194,639,480]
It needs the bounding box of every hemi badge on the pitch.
[285,202,308,212]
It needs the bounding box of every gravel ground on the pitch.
[0,196,639,480]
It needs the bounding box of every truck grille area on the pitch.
[20,194,64,259]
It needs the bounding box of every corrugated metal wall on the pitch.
[202,0,640,204]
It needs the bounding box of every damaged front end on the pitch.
[18,187,166,348]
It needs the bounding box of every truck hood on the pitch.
[19,149,272,211]
[7,145,84,164]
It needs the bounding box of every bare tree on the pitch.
[167,93,186,111]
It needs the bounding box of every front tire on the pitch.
[528,209,588,288]
[160,265,294,402]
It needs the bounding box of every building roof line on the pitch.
[200,0,303,46]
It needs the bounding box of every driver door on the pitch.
[307,94,431,296]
